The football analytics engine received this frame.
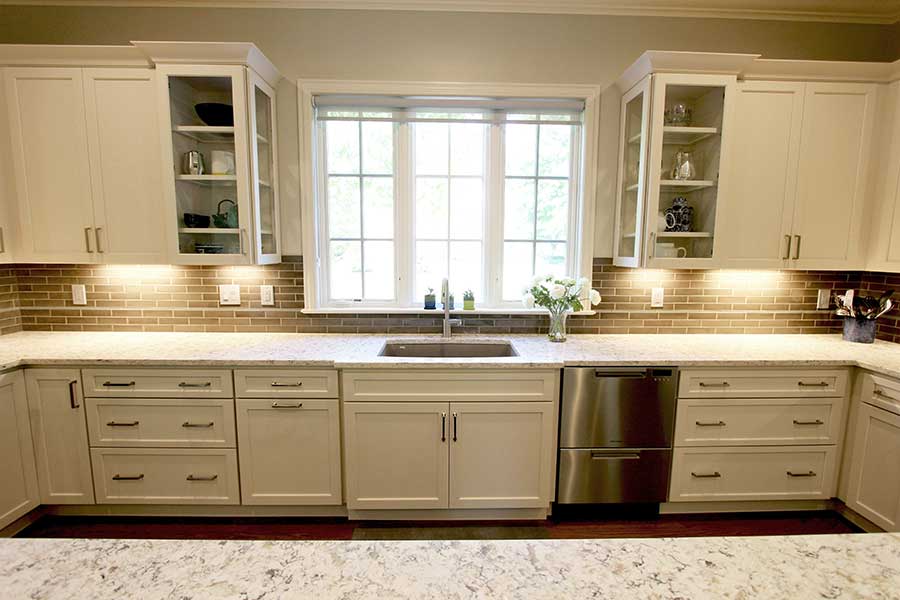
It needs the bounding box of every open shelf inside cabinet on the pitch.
[662,126,717,145]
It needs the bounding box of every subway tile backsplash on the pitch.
[1,257,892,340]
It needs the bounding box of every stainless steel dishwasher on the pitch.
[556,367,678,504]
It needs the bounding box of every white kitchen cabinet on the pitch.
[0,77,16,263]
[448,402,554,509]
[343,402,449,510]
[0,371,39,529]
[25,369,95,504]
[866,81,900,272]
[236,398,342,505]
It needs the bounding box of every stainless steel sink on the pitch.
[378,342,518,358]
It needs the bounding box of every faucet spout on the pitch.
[441,278,461,338]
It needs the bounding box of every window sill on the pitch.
[300,307,597,316]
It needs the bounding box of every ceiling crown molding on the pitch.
[0,0,898,24]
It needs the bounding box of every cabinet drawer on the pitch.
[85,398,236,448]
[674,397,842,447]
[342,370,558,403]
[669,446,837,502]
[234,369,338,399]
[679,369,848,398]
[82,369,233,398]
[90,448,239,505]
[865,373,900,417]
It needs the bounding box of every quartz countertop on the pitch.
[0,533,897,599]
[1,331,900,377]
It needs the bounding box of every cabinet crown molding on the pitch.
[0,44,151,68]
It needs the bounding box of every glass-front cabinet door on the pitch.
[613,75,652,268]
[248,70,280,264]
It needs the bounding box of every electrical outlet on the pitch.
[260,285,275,306]
[71,284,87,306]
[817,288,832,310]
[651,287,664,308]
[219,284,241,306]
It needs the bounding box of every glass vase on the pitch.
[547,307,568,342]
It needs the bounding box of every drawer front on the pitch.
[342,370,558,403]
[679,369,848,398]
[82,369,233,398]
[865,373,900,417]
[674,398,842,447]
[669,446,837,502]
[85,398,236,448]
[234,369,338,399]
[90,448,239,505]
[557,448,671,504]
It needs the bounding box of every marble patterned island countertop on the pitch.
[0,533,898,599]
[1,331,900,377]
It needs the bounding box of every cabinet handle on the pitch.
[272,401,303,408]
[178,382,212,388]
[648,232,656,259]
[271,381,303,387]
[186,474,218,481]
[106,420,139,427]
[240,228,246,255]
[95,227,104,253]
[84,227,94,253]
[182,421,214,428]
[783,234,791,260]
[695,420,726,427]
[793,235,801,260]
[0,227,5,253]
[873,389,898,402]
[452,412,458,442]
[103,381,136,387]
[793,419,824,426]
[786,470,816,478]
[441,412,446,442]
[797,381,829,388]
[590,452,640,460]
[112,474,144,481]
[691,471,721,478]
[698,381,729,388]
[68,380,79,409]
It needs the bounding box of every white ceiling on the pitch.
[1,0,898,24]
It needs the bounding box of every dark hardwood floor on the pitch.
[16,510,860,541]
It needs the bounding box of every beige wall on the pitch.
[1,6,896,255]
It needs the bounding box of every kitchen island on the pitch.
[0,533,897,599]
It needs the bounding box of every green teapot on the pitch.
[212,199,239,229]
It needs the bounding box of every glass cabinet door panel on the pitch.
[250,73,279,260]
[614,76,651,266]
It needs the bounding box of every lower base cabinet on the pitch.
[0,371,39,529]
[343,401,554,510]
[845,401,900,530]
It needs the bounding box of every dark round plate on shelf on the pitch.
[194,103,234,127]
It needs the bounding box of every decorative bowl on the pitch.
[194,103,234,127]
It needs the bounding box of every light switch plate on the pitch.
[219,284,241,306]
[260,285,275,306]
[71,284,87,306]
[651,287,664,308]
[817,288,832,310]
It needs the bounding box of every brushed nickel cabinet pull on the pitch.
[797,381,829,387]
[84,227,94,252]
[691,471,721,478]
[95,227,104,253]
[0,227,5,253]
[240,228,246,255]
[112,474,144,481]
[793,419,824,426]
[187,474,218,481]
[783,234,791,260]
[107,420,139,427]
[698,381,729,388]
[103,381,136,387]
[182,421,214,428]
[452,412,458,442]
[874,389,898,402]
[270,381,303,387]
[272,401,303,408]
[793,235,801,260]
[441,412,446,442]
[787,470,816,478]
[695,420,726,427]
[590,452,641,460]
[68,380,79,409]
[178,382,212,388]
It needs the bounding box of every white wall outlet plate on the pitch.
[260,285,275,306]
[651,287,664,308]
[219,284,241,306]
[71,284,87,306]
[817,288,832,310]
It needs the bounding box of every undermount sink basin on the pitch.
[378,341,518,358]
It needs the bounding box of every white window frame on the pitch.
[298,80,601,313]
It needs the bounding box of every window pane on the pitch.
[415,123,448,176]
[450,241,482,301]
[362,121,393,175]
[327,176,360,238]
[505,124,537,176]
[363,177,393,238]
[535,242,567,277]
[450,124,485,176]
[325,121,359,174]
[502,241,534,301]
[415,177,449,239]
[538,124,572,177]
[364,241,394,300]
[329,241,362,300]
[504,179,535,239]
[536,180,569,240]
[415,240,448,298]
[449,177,483,240]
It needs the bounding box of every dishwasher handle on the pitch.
[593,370,648,379]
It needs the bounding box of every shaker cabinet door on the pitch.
[0,371,39,529]
[846,402,900,531]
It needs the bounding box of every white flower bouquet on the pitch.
[522,275,601,342]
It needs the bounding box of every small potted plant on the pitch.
[424,287,436,310]
[463,289,475,310]
[523,275,601,342]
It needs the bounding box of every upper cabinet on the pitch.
[866,81,900,272]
